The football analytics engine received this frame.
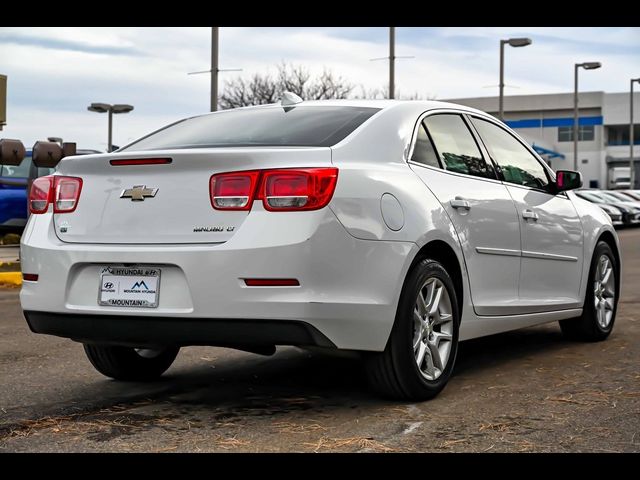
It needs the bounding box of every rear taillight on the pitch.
[260,168,338,211]
[54,176,83,213]
[29,177,52,214]
[209,168,338,212]
[210,170,260,210]
[29,175,83,214]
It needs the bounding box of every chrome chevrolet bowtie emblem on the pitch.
[120,185,158,201]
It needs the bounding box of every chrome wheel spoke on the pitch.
[427,340,443,371]
[424,348,436,378]
[432,330,452,346]
[415,341,427,368]
[604,298,614,311]
[428,286,443,316]
[434,312,452,326]
[416,291,428,317]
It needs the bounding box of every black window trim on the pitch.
[465,113,566,197]
[406,109,499,183]
[411,121,443,169]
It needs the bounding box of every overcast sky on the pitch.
[1,27,639,151]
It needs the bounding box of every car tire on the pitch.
[560,241,618,342]
[365,258,460,400]
[83,344,180,381]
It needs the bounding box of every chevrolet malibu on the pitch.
[20,99,621,400]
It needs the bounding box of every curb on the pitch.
[0,272,22,286]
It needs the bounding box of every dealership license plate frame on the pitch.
[98,266,161,308]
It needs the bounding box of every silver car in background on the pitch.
[20,100,621,400]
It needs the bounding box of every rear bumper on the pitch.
[23,310,335,349]
[20,208,418,351]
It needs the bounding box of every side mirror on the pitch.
[0,138,26,166]
[555,170,583,193]
[32,141,63,168]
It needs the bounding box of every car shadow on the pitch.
[108,323,574,412]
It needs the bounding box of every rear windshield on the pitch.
[121,106,380,151]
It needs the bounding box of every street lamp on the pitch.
[573,62,601,171]
[87,102,134,152]
[499,37,532,121]
[630,78,640,189]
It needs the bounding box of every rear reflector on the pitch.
[22,273,39,282]
[110,158,172,166]
[244,278,300,287]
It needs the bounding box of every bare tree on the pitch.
[219,63,354,109]
[352,85,434,101]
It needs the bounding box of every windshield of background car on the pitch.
[577,191,605,203]
[120,106,381,151]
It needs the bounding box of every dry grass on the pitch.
[272,422,329,434]
[303,436,396,453]
[215,435,250,450]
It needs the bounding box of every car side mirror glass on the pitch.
[0,138,26,166]
[555,170,582,193]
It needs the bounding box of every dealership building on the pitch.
[446,91,640,189]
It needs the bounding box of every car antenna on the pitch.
[281,91,303,112]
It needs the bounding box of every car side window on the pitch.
[0,157,32,179]
[411,122,440,168]
[423,114,496,179]
[471,117,550,190]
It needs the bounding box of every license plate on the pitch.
[99,266,161,308]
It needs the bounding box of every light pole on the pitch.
[188,27,241,111]
[211,27,219,112]
[370,27,413,99]
[630,78,640,188]
[87,103,134,152]
[389,27,395,99]
[498,37,532,121]
[573,62,601,171]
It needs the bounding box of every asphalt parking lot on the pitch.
[0,229,638,453]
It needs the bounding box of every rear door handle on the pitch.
[450,197,471,210]
[522,209,539,221]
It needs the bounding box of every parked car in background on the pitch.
[602,190,640,208]
[574,190,640,227]
[620,190,640,202]
[0,148,100,233]
[21,99,621,400]
[596,203,624,227]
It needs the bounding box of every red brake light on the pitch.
[29,176,53,214]
[29,175,83,214]
[260,168,338,211]
[110,158,172,166]
[210,171,260,210]
[244,278,300,287]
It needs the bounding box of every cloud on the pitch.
[0,32,145,56]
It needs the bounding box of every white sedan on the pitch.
[20,99,620,400]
